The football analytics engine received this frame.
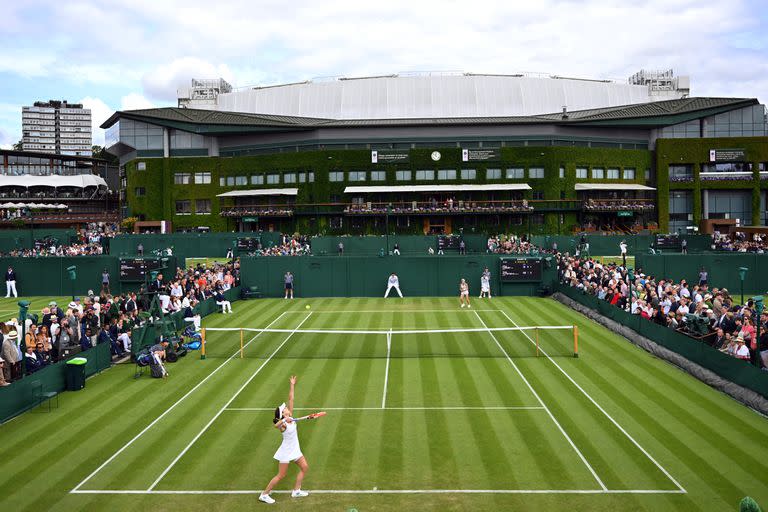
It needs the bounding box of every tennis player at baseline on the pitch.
[384,272,403,298]
[259,375,310,504]
[459,278,471,308]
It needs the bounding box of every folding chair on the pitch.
[32,380,59,412]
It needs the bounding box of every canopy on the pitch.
[217,188,299,197]
[0,202,68,209]
[575,183,655,191]
[0,174,107,188]
[344,184,531,194]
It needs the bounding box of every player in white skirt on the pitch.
[459,278,470,308]
[259,375,309,504]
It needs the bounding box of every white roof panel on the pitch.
[217,188,299,197]
[0,174,106,188]
[575,183,655,191]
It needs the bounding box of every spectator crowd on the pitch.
[712,231,767,253]
[0,222,119,257]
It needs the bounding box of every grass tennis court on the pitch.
[1,297,767,511]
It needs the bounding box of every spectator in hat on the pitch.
[1,330,21,382]
[735,336,751,360]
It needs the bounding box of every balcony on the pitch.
[343,199,535,216]
[221,206,294,218]
[583,199,656,212]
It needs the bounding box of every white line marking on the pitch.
[282,309,502,313]
[146,313,313,491]
[498,308,687,493]
[382,329,392,409]
[474,311,607,491]
[70,311,289,493]
[70,488,685,495]
[204,326,570,335]
[224,406,546,411]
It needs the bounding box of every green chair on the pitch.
[31,380,59,412]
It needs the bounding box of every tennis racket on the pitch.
[293,411,327,422]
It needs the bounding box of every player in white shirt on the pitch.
[479,268,491,298]
[259,376,310,504]
[384,273,403,298]
[459,278,470,308]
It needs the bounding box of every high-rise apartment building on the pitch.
[22,100,92,156]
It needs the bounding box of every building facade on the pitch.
[22,100,92,156]
[101,76,766,235]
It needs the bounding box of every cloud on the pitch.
[141,57,233,102]
[121,93,155,111]
[80,96,115,146]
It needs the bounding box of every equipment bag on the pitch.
[149,363,164,378]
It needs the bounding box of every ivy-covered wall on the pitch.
[126,145,653,233]
[656,137,768,232]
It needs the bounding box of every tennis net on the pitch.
[200,325,578,360]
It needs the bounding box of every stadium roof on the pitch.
[101,97,759,133]
[575,183,656,191]
[344,184,531,194]
[217,188,299,197]
[0,174,107,188]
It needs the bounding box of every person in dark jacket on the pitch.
[5,266,17,298]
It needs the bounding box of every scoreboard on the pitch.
[437,235,463,251]
[653,234,682,251]
[499,258,542,282]
[236,237,260,251]
[119,258,166,282]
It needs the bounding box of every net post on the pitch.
[573,325,579,358]
[200,328,206,360]
[535,327,539,357]
[240,329,244,359]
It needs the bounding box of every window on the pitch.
[506,168,524,179]
[194,172,211,184]
[298,172,306,183]
[668,165,693,180]
[591,168,604,179]
[529,167,545,179]
[531,214,545,224]
[308,172,315,182]
[623,168,636,180]
[175,200,191,214]
[348,171,366,182]
[329,171,344,182]
[486,168,501,180]
[371,170,386,181]
[251,174,264,185]
[461,169,476,180]
[559,167,565,178]
[437,169,456,180]
[173,173,191,184]
[284,173,297,183]
[396,170,412,181]
[267,173,280,184]
[134,187,145,197]
[137,162,146,171]
[575,167,588,179]
[645,169,651,180]
[330,216,343,229]
[415,170,434,180]
[606,168,619,179]
[226,176,235,186]
[195,199,211,214]
[235,176,247,186]
[219,177,225,186]
[532,191,544,200]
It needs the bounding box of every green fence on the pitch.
[0,229,78,253]
[241,256,556,298]
[556,284,768,398]
[309,234,489,256]
[635,253,768,295]
[110,233,284,263]
[532,234,712,256]
[0,342,111,423]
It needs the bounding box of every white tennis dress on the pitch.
[274,421,303,463]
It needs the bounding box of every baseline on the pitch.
[70,488,686,495]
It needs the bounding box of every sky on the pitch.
[0,0,766,148]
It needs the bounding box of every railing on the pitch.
[583,199,656,212]
[344,200,535,215]
[221,207,294,217]
[0,211,119,224]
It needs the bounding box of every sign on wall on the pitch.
[462,148,501,162]
[709,148,746,162]
[372,150,409,164]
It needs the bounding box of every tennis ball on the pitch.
[305,304,311,310]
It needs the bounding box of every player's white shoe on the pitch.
[259,493,275,504]
[467,304,471,308]
[291,489,309,498]
[461,304,465,308]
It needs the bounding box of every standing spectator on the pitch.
[480,268,491,299]
[619,240,628,267]
[5,266,17,298]
[226,246,234,259]
[284,271,295,300]
[0,358,9,386]
[393,243,401,256]
[698,267,708,287]
[681,238,688,254]
[101,268,111,295]
[338,241,344,256]
[1,331,21,382]
[137,243,144,256]
[384,273,403,298]
[459,239,466,255]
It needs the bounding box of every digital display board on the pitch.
[236,237,260,251]
[500,258,542,282]
[119,258,165,282]
[437,235,463,251]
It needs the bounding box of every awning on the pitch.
[0,174,107,188]
[344,184,531,194]
[575,183,656,191]
[0,202,68,209]
[217,188,299,197]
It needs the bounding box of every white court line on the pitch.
[382,328,392,409]
[283,309,502,313]
[474,311,608,492]
[224,406,546,411]
[70,311,289,493]
[70,488,685,495]
[146,313,313,492]
[498,308,687,493]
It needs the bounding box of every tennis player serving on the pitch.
[259,375,325,504]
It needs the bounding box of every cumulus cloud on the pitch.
[121,93,155,111]
[80,96,115,146]
[141,57,233,102]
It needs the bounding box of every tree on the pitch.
[12,139,23,151]
[91,145,118,164]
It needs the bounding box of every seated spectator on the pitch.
[24,345,45,374]
[735,336,751,360]
[215,289,233,314]
[34,341,52,366]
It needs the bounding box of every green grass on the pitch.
[0,295,72,320]
[1,297,766,512]
[185,257,232,268]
